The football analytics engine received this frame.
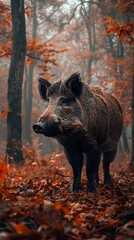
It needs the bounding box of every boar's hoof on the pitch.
[72,185,81,193]
[73,188,80,193]
[87,182,96,193]
[104,176,112,186]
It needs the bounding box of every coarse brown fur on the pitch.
[33,72,123,192]
[76,82,123,152]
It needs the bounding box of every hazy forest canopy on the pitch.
[0,0,134,239]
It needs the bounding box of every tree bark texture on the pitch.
[118,139,124,160]
[24,0,38,144]
[131,69,134,166]
[6,0,26,164]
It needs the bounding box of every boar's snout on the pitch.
[33,122,45,135]
[33,115,63,137]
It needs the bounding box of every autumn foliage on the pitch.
[104,17,134,45]
[0,0,133,238]
[0,152,134,239]
[104,0,134,45]
[0,2,67,79]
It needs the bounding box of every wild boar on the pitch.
[33,73,123,192]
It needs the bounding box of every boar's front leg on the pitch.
[86,150,101,192]
[64,148,83,192]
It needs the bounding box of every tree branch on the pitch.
[58,1,101,28]
[0,53,11,57]
[26,53,45,62]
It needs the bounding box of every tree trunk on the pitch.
[118,139,124,160]
[5,0,26,164]
[80,1,96,80]
[131,70,134,166]
[24,64,34,144]
[122,127,130,153]
[24,0,38,144]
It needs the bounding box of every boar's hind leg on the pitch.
[64,149,83,192]
[86,150,101,192]
[95,165,99,184]
[103,147,117,185]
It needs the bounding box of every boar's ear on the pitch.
[66,72,82,96]
[38,78,51,100]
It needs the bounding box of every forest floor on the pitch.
[0,151,134,240]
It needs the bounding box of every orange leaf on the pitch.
[13,223,31,235]
[54,202,62,210]
[42,75,50,81]
[1,110,9,117]
[106,219,119,228]
[4,54,10,59]
[52,179,60,185]
[6,14,11,21]
[73,217,83,226]
[0,162,7,182]
[0,50,3,56]
[34,195,44,204]
[26,57,35,65]
[54,202,69,214]
[95,210,108,222]
[32,39,37,45]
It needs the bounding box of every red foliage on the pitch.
[0,2,67,79]
[116,0,134,15]
[104,16,134,45]
[0,162,7,182]
[26,40,67,77]
[104,0,134,44]
[1,110,10,118]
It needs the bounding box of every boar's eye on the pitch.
[60,98,73,107]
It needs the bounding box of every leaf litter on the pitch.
[0,153,134,240]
